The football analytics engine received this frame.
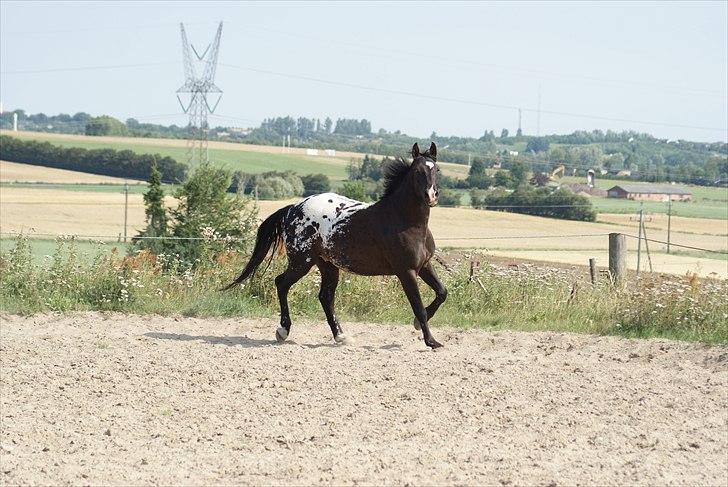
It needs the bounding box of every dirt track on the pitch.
[1,313,726,485]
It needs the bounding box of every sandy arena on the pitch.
[1,313,726,485]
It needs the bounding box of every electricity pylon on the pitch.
[176,22,223,167]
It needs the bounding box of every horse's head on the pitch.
[410,142,439,207]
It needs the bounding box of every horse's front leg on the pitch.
[412,262,448,331]
[397,269,443,349]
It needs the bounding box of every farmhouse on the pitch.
[607,184,692,202]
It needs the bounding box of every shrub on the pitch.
[167,164,259,264]
[301,173,331,196]
[479,186,597,222]
[438,189,461,207]
[340,181,368,201]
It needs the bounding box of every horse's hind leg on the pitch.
[274,258,313,342]
[413,262,448,331]
[317,261,353,345]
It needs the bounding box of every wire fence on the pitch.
[1,231,725,256]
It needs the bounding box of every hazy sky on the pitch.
[1,1,726,142]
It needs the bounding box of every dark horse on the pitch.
[226,142,447,349]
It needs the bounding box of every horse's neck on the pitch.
[384,184,430,230]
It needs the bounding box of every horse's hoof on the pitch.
[427,340,444,349]
[412,318,422,331]
[275,327,288,343]
[335,334,355,346]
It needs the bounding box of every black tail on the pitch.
[223,205,292,290]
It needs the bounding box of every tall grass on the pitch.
[1,235,726,344]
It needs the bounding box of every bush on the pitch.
[340,181,368,201]
[301,173,331,196]
[0,135,186,182]
[438,189,461,207]
[167,164,259,264]
[477,186,597,222]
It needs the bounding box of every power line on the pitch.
[0,62,175,75]
[229,22,727,99]
[623,234,728,255]
[218,62,727,133]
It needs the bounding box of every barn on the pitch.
[607,184,692,202]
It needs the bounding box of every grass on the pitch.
[562,176,728,219]
[0,181,154,194]
[1,236,726,344]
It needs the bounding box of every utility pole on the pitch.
[667,198,672,254]
[123,182,129,243]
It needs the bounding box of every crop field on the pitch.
[0,131,470,181]
[2,183,726,277]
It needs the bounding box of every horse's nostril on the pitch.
[435,190,439,196]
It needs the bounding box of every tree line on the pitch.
[0,136,187,183]
[3,107,726,187]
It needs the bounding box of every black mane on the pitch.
[381,156,411,199]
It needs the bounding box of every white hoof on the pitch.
[335,334,355,346]
[412,318,422,331]
[275,327,288,343]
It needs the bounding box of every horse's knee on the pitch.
[318,287,333,305]
[436,287,448,303]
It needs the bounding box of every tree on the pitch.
[500,128,509,139]
[526,137,550,153]
[508,160,529,186]
[516,127,523,137]
[324,117,333,134]
[494,170,513,188]
[168,164,259,264]
[135,159,168,254]
[85,115,128,136]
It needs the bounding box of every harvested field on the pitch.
[1,313,726,485]
[2,188,725,277]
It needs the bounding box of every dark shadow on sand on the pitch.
[144,332,276,348]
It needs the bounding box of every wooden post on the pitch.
[589,258,597,285]
[609,233,626,285]
[123,182,129,243]
[667,198,672,254]
[636,207,643,277]
[469,260,480,282]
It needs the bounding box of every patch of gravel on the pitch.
[1,313,726,485]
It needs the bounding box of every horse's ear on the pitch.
[411,143,420,159]
[429,142,437,160]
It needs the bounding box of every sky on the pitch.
[1,1,726,142]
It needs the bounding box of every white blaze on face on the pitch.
[425,160,435,169]
[427,185,437,202]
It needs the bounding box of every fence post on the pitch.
[609,233,626,285]
[589,258,597,285]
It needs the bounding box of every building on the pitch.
[607,184,692,202]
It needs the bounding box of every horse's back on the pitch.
[283,192,370,254]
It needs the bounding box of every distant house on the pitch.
[607,184,692,202]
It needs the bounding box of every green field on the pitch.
[13,136,353,181]
[0,238,120,263]
[0,181,153,194]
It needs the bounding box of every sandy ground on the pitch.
[1,313,726,486]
